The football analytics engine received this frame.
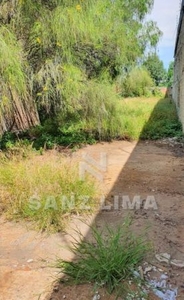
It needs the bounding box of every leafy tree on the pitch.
[143,54,166,86]
[0,0,162,136]
[167,61,174,87]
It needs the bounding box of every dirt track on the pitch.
[0,140,184,299]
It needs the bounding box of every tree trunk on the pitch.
[0,89,40,135]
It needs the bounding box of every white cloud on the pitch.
[146,0,182,67]
[148,0,181,48]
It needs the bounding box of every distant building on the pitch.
[173,0,184,130]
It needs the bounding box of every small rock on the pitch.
[133,270,140,278]
[27,259,34,263]
[158,268,163,272]
[92,292,101,300]
[143,266,153,274]
[138,266,144,279]
[155,253,171,264]
[53,286,59,292]
[63,296,66,299]
[171,259,184,268]
[160,274,168,280]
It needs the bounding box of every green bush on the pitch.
[79,81,126,140]
[37,80,127,146]
[120,68,154,97]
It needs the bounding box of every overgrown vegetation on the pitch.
[0,96,181,231]
[0,1,182,232]
[119,67,154,97]
[57,220,151,296]
[0,0,162,139]
[0,151,99,231]
[0,97,182,149]
[140,98,182,139]
[121,97,182,140]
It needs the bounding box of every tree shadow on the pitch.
[48,96,184,299]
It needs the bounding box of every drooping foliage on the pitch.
[0,0,161,140]
[0,25,39,133]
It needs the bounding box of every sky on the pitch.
[148,0,181,69]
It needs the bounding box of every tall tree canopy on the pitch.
[143,53,166,86]
[0,0,162,134]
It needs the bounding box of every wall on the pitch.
[173,7,184,131]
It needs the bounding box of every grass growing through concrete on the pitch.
[0,150,99,232]
[57,220,150,296]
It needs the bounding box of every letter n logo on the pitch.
[79,152,107,182]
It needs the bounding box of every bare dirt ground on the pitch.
[1,140,184,300]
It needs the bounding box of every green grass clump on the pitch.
[0,152,99,231]
[57,220,150,295]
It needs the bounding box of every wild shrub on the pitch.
[120,68,154,97]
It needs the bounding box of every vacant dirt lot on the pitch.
[1,140,184,299]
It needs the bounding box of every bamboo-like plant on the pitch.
[0,26,39,134]
[0,0,161,136]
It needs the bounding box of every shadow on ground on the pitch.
[48,97,184,300]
